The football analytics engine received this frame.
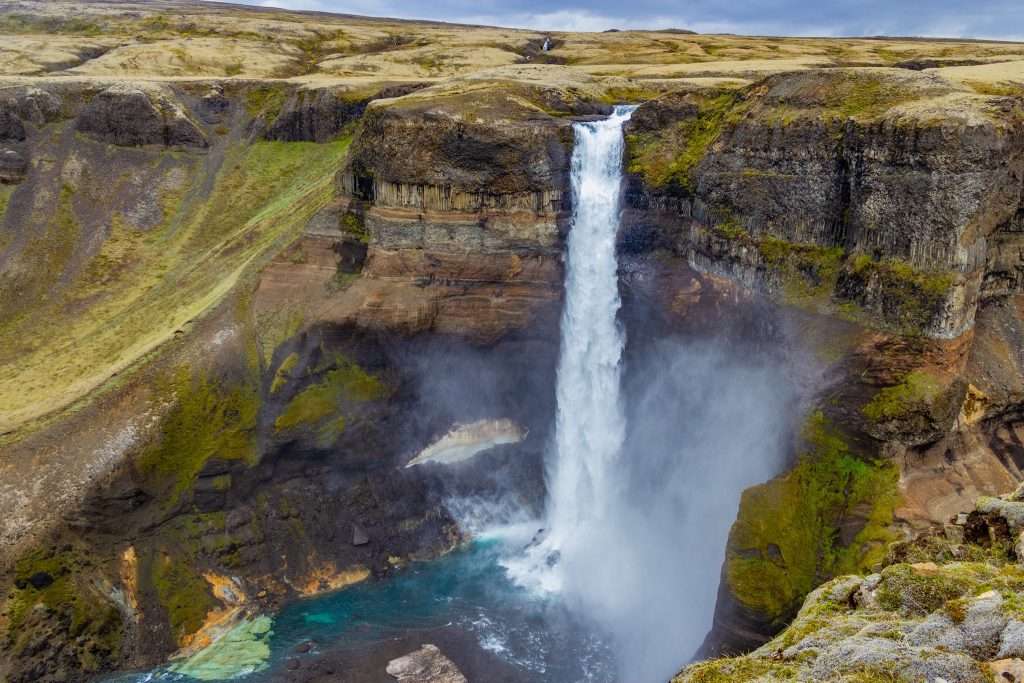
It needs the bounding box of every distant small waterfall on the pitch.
[542,36,552,51]
[507,105,636,592]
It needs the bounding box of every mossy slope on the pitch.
[724,412,900,630]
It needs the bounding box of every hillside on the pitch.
[1,2,1024,682]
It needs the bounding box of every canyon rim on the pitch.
[1,1,1024,682]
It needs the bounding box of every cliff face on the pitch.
[618,68,1024,655]
[0,77,574,681]
[330,82,583,342]
[624,69,1024,339]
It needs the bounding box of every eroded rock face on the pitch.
[623,70,1024,339]
[263,85,426,143]
[333,85,574,342]
[76,84,208,148]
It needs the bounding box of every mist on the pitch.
[557,337,796,680]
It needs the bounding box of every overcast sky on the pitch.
[225,0,1024,40]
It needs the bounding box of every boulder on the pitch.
[385,644,467,683]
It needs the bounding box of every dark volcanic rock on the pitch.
[77,84,208,148]
[265,87,370,142]
[0,107,26,141]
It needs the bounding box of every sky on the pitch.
[223,0,1024,40]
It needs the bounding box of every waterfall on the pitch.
[507,105,636,593]
[542,36,552,51]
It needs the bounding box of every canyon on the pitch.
[1,1,1024,681]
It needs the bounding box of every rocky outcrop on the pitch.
[76,84,208,148]
[263,83,425,143]
[680,495,1024,682]
[386,644,468,683]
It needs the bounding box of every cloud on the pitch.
[224,0,1024,40]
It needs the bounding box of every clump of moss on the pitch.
[341,211,369,243]
[0,185,13,222]
[875,564,973,615]
[270,351,300,394]
[136,367,259,502]
[839,255,955,333]
[5,547,123,667]
[627,92,745,192]
[725,412,899,625]
[862,370,944,423]
[675,656,799,682]
[713,213,749,240]
[274,354,385,437]
[150,552,217,642]
[758,236,845,304]
[245,85,288,120]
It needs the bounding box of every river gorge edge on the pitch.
[1,32,1024,683]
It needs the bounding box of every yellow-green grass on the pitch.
[2,1,1024,83]
[0,137,351,435]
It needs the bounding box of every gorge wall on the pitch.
[2,56,1024,682]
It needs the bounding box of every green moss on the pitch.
[245,85,288,120]
[274,354,384,434]
[270,351,300,394]
[841,255,955,333]
[675,656,799,682]
[627,92,745,191]
[713,214,749,240]
[257,309,305,367]
[875,564,973,615]
[599,84,663,104]
[150,552,217,641]
[862,370,944,423]
[136,367,259,503]
[0,185,12,223]
[725,412,899,624]
[5,547,123,666]
[758,236,844,304]
[341,211,369,243]
[0,13,103,35]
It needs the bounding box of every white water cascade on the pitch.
[508,105,636,593]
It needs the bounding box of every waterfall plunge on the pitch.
[498,105,792,681]
[508,105,636,593]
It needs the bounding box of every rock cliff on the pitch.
[2,3,1024,681]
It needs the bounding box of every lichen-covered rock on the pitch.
[679,562,1024,683]
[76,84,207,148]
